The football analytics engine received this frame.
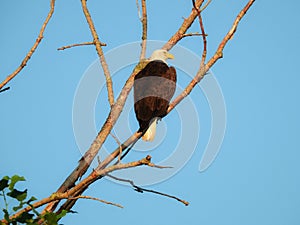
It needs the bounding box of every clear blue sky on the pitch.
[1,1,300,225]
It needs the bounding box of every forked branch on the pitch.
[192,0,208,67]
[9,155,155,221]
[168,0,255,112]
[162,0,205,51]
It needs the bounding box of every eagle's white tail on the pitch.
[142,118,158,142]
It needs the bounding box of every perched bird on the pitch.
[134,49,177,141]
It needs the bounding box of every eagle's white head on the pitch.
[149,49,174,64]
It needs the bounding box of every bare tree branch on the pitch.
[56,155,173,213]
[69,195,123,208]
[0,87,10,93]
[42,61,148,214]
[206,0,255,69]
[107,174,189,206]
[1,0,256,223]
[67,0,254,210]
[54,155,156,212]
[200,0,212,12]
[192,0,207,67]
[0,0,55,91]
[54,0,254,211]
[11,155,155,220]
[57,41,106,51]
[110,133,123,163]
[41,0,255,215]
[182,32,207,38]
[198,14,207,67]
[81,0,114,107]
[168,0,255,113]
[162,0,205,51]
[136,0,142,20]
[139,0,148,60]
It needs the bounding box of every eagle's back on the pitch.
[134,60,176,132]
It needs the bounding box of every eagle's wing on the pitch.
[155,66,177,114]
[134,62,177,130]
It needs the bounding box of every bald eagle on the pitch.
[134,49,177,141]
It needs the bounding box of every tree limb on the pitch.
[0,0,55,91]
[0,87,10,93]
[139,0,148,60]
[162,0,205,51]
[168,0,255,113]
[69,195,123,208]
[10,156,155,220]
[182,32,206,38]
[192,0,207,67]
[107,174,189,206]
[42,0,255,215]
[53,155,155,213]
[57,41,106,51]
[200,0,212,12]
[81,0,114,107]
[110,133,123,163]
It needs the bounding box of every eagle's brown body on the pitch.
[134,60,177,136]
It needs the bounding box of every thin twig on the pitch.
[81,0,114,107]
[57,41,106,51]
[97,155,101,164]
[139,0,148,60]
[136,0,142,21]
[107,174,189,206]
[0,0,56,90]
[0,87,10,93]
[100,131,143,169]
[192,0,207,67]
[147,163,173,169]
[69,195,123,208]
[110,133,123,163]
[192,0,212,14]
[200,0,212,12]
[182,32,207,38]
[198,14,207,67]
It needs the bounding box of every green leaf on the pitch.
[0,176,9,191]
[13,205,22,212]
[15,211,34,223]
[43,212,60,225]
[9,175,25,191]
[56,209,67,220]
[13,201,25,211]
[7,189,27,202]
[27,196,37,203]
[2,208,10,223]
